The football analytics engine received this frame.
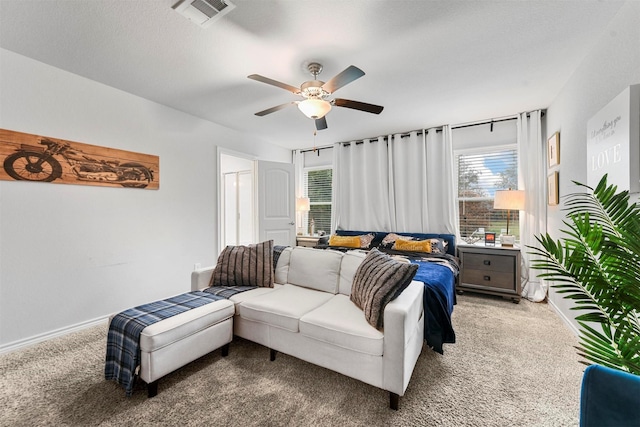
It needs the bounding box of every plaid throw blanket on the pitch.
[273,245,288,271]
[203,285,257,299]
[105,291,224,396]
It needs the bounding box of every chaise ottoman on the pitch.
[109,297,235,397]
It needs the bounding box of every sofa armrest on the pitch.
[191,266,215,291]
[382,280,424,395]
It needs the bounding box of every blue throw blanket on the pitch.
[411,260,457,354]
[105,291,224,396]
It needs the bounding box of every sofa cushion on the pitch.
[287,247,343,293]
[139,299,235,352]
[210,240,274,288]
[238,284,333,332]
[338,250,367,296]
[299,294,384,356]
[274,247,293,284]
[350,248,418,330]
[227,284,282,307]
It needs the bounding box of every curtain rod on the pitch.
[299,129,427,152]
[448,110,545,130]
[299,110,545,151]
[299,145,333,154]
[451,116,516,131]
[338,129,431,146]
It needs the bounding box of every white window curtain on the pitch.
[333,126,459,235]
[389,131,428,232]
[332,136,394,231]
[517,110,548,302]
[426,126,459,236]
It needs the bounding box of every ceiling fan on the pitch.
[248,62,384,131]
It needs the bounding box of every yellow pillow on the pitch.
[328,235,361,248]
[393,238,432,253]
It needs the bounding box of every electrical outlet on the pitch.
[194,263,201,271]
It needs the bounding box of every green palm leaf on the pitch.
[528,174,640,375]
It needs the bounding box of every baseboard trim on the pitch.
[0,315,109,355]
[547,299,579,336]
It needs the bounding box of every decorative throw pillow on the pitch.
[380,233,414,249]
[393,238,432,253]
[358,233,375,249]
[430,238,447,254]
[329,235,361,248]
[209,240,274,288]
[350,248,418,330]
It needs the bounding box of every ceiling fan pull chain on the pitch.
[313,130,318,154]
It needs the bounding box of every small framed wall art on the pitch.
[548,171,559,205]
[547,132,560,168]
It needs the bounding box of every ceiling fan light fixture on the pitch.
[298,99,332,119]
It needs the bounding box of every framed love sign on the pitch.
[586,85,640,194]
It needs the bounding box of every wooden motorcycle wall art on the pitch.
[0,129,159,190]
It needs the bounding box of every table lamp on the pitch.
[493,190,525,247]
[296,197,310,235]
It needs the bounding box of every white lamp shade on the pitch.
[296,197,310,212]
[494,190,525,210]
[298,99,331,119]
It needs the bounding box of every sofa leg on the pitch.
[148,380,158,398]
[270,349,277,361]
[221,343,229,357]
[389,392,399,410]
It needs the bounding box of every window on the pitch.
[456,146,519,242]
[303,167,332,235]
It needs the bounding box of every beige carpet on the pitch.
[0,293,584,426]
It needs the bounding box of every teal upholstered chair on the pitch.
[580,364,640,427]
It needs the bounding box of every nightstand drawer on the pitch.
[463,253,515,274]
[461,269,515,290]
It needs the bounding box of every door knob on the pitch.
[288,221,295,225]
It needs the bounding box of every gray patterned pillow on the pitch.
[350,248,418,330]
[209,240,274,288]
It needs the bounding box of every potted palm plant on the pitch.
[529,174,640,375]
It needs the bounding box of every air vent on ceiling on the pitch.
[172,0,236,28]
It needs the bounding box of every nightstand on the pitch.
[296,235,321,247]
[457,244,522,303]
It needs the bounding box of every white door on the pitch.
[256,160,295,246]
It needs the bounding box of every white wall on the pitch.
[544,1,640,332]
[0,49,290,350]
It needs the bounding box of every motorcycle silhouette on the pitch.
[3,138,154,188]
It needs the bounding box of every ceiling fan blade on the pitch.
[333,98,384,114]
[322,65,365,94]
[248,74,300,94]
[255,102,296,116]
[315,117,328,131]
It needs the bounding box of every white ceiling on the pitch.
[0,0,625,150]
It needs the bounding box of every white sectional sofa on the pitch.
[191,246,425,410]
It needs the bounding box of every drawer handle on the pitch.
[483,260,491,265]
[483,275,491,281]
